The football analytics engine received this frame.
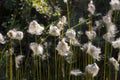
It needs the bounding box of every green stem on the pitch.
[37,57,39,80]
[115,71,118,80]
[19,40,23,79]
[47,48,50,80]
[34,56,36,80]
[109,45,113,80]
[55,37,57,80]
[71,18,90,29]
[62,57,65,80]
[66,1,70,29]
[104,41,107,80]
[6,54,8,80]
[10,54,13,80]
[10,39,13,80]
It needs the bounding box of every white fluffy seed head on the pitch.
[15,55,24,68]
[110,0,120,10]
[79,17,85,23]
[7,29,24,40]
[61,16,67,24]
[118,51,120,62]
[56,38,70,56]
[109,57,119,71]
[85,63,99,77]
[28,20,44,35]
[103,15,112,24]
[0,33,5,44]
[83,42,101,61]
[112,38,120,48]
[85,31,96,40]
[57,16,67,30]
[66,29,76,39]
[30,42,44,56]
[15,31,24,40]
[103,32,115,43]
[106,23,117,34]
[69,38,80,46]
[88,0,95,15]
[70,69,83,76]
[7,29,17,39]
[63,0,67,3]
[49,25,61,36]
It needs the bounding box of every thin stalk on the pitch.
[62,56,65,80]
[58,57,61,80]
[16,69,19,80]
[36,57,39,80]
[24,53,30,79]
[69,47,73,80]
[55,37,57,80]
[115,71,118,80]
[114,11,117,23]
[74,47,77,80]
[109,45,113,80]
[39,58,41,80]
[46,47,50,80]
[33,56,36,80]
[19,40,22,55]
[98,29,100,47]
[18,69,20,80]
[85,54,88,80]
[40,35,49,44]
[104,41,107,80]
[4,44,9,80]
[6,54,8,80]
[88,16,92,31]
[34,35,38,80]
[19,40,23,79]
[10,53,13,80]
[10,39,13,80]
[114,48,119,80]
[66,1,70,29]
[87,15,93,80]
[71,18,90,29]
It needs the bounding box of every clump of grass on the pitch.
[1,0,120,80]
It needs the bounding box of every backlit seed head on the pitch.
[0,33,6,44]
[88,0,95,15]
[30,42,44,56]
[109,57,119,71]
[49,25,61,36]
[110,0,120,10]
[28,20,44,35]
[15,55,24,68]
[56,38,70,56]
[85,63,99,77]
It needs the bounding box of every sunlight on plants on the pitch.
[0,0,120,80]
